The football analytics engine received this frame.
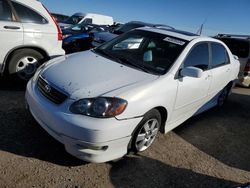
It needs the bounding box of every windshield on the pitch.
[65,15,84,25]
[94,30,187,75]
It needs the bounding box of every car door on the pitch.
[172,42,212,120]
[208,42,232,96]
[10,1,53,49]
[0,0,23,68]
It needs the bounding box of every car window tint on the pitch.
[219,38,249,58]
[184,43,209,70]
[12,1,47,24]
[82,18,92,24]
[0,0,13,21]
[211,43,229,68]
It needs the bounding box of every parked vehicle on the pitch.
[59,13,113,29]
[92,21,174,47]
[62,24,109,54]
[52,13,69,23]
[62,23,108,37]
[215,34,250,87]
[0,0,65,81]
[26,27,240,163]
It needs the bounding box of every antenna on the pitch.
[197,19,207,35]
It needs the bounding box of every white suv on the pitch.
[0,0,65,81]
[26,28,240,163]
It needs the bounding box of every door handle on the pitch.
[3,26,20,30]
[226,68,231,72]
[205,75,212,80]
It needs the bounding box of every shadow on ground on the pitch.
[0,78,85,166]
[109,155,236,188]
[175,91,250,172]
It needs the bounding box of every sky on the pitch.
[41,0,250,36]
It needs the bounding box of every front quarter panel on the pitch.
[114,75,177,121]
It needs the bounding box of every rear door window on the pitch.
[11,1,47,24]
[184,43,209,71]
[211,43,229,68]
[0,0,14,21]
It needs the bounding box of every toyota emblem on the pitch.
[45,84,51,93]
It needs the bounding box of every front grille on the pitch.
[37,76,68,104]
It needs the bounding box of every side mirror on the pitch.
[180,66,203,78]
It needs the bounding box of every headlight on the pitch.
[63,34,72,39]
[32,63,46,82]
[70,97,127,118]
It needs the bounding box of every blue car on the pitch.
[62,24,108,54]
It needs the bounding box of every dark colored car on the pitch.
[62,24,109,54]
[215,34,250,87]
[92,21,174,47]
[52,13,69,23]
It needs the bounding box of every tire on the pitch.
[130,109,161,153]
[217,85,231,107]
[8,49,44,81]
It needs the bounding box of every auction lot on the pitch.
[0,80,249,188]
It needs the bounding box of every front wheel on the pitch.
[130,109,161,153]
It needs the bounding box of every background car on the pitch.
[59,12,113,29]
[215,34,250,87]
[0,0,64,81]
[92,21,175,47]
[52,13,69,23]
[62,24,109,54]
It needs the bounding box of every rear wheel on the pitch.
[130,109,161,153]
[8,49,44,81]
[217,85,231,107]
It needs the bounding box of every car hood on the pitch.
[41,51,158,99]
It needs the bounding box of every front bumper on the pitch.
[25,80,142,163]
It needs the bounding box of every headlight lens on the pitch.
[63,34,72,39]
[70,97,127,118]
[32,63,46,82]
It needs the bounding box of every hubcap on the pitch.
[16,56,39,80]
[135,118,159,152]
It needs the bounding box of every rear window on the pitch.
[12,1,47,24]
[219,38,249,58]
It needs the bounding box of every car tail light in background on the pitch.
[42,5,63,41]
[244,59,250,72]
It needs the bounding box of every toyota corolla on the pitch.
[26,27,240,163]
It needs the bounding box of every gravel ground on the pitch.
[0,80,249,188]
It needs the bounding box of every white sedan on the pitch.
[26,27,240,163]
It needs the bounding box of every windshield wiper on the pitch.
[93,49,151,74]
[115,55,151,73]
[93,49,124,63]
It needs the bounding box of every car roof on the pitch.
[137,27,206,41]
[127,21,174,30]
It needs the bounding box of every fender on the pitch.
[1,45,49,75]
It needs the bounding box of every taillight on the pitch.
[244,59,250,72]
[42,4,62,41]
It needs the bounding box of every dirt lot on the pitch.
[0,80,249,188]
